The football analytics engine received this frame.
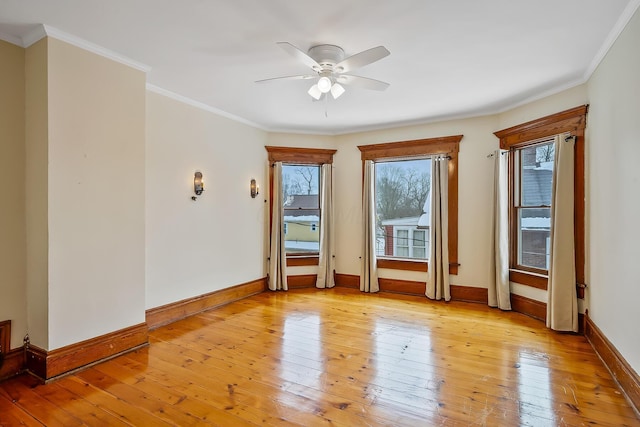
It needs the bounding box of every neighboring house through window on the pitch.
[282,167,320,254]
[375,157,432,260]
[358,136,462,273]
[514,140,554,273]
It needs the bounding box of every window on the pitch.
[358,135,462,273]
[265,146,336,266]
[513,141,554,273]
[282,164,320,254]
[375,158,431,260]
[494,105,587,294]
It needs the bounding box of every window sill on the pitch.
[286,255,319,267]
[376,258,459,275]
[378,258,427,272]
[509,269,548,290]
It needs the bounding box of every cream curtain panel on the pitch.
[361,160,379,293]
[489,150,511,310]
[426,156,450,301]
[316,163,335,289]
[268,162,288,291]
[547,135,578,332]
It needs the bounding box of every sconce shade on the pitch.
[250,178,259,198]
[194,171,204,196]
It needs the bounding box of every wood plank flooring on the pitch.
[1,288,638,426]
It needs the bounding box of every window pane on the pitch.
[282,165,320,253]
[375,158,431,260]
[520,143,554,207]
[397,229,409,246]
[412,230,426,259]
[517,207,551,270]
[413,230,425,247]
[397,246,409,257]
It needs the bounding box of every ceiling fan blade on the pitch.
[255,75,316,83]
[335,46,390,73]
[337,75,390,91]
[277,42,322,72]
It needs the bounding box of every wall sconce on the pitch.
[192,171,204,201]
[250,178,259,198]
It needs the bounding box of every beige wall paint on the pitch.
[145,90,268,309]
[497,84,588,130]
[586,7,640,372]
[334,116,499,290]
[24,38,50,350]
[46,38,147,350]
[0,40,27,349]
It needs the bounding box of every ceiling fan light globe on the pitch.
[331,83,345,99]
[317,76,332,93]
[308,84,322,100]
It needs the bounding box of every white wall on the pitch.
[145,91,268,309]
[0,40,27,349]
[586,7,640,372]
[334,116,499,289]
[46,38,147,350]
[24,38,50,350]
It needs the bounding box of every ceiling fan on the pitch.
[256,42,390,100]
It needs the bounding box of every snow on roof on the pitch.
[381,216,420,226]
[285,240,319,251]
[418,213,430,228]
[521,217,550,229]
[284,215,319,222]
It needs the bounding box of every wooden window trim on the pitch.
[509,269,548,290]
[358,135,463,275]
[494,105,587,297]
[287,256,320,267]
[265,146,337,259]
[265,146,337,164]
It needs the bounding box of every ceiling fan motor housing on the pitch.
[308,45,345,71]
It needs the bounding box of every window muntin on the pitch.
[513,141,554,272]
[282,164,320,254]
[375,158,431,260]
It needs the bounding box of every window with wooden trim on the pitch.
[494,105,587,296]
[265,146,337,266]
[358,135,462,274]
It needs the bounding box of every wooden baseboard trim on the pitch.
[450,285,487,303]
[24,322,148,381]
[287,274,317,289]
[146,277,267,330]
[510,294,546,322]
[335,273,359,289]
[379,278,424,295]
[0,348,25,381]
[585,313,640,414]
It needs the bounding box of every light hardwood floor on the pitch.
[1,288,638,426]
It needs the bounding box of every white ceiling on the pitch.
[1,1,638,135]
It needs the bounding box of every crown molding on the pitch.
[584,0,640,80]
[0,30,24,47]
[20,24,150,73]
[146,84,266,131]
[21,24,47,48]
